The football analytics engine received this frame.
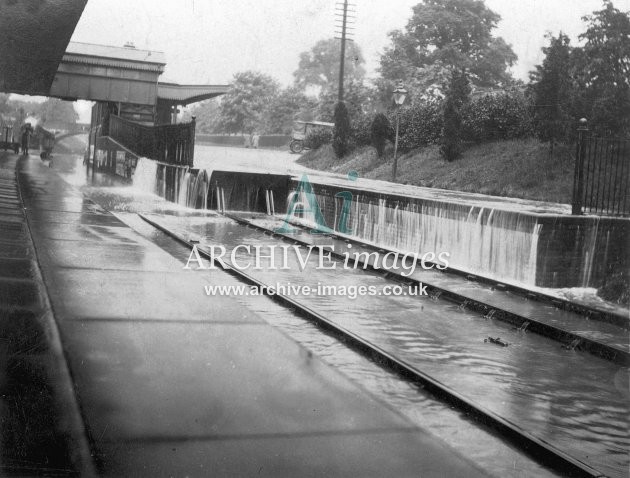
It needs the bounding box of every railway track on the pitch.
[139,212,613,478]
[224,212,629,367]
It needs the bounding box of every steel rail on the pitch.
[138,212,607,478]
[288,213,628,328]
[225,213,629,367]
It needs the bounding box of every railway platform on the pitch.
[0,151,489,476]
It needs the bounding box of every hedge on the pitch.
[462,90,534,142]
[348,90,535,154]
[196,134,291,148]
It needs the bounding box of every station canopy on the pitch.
[157,83,229,105]
[49,42,229,108]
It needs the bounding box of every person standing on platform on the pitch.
[252,132,260,149]
[21,123,33,155]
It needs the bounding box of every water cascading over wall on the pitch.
[176,168,211,209]
[206,171,289,214]
[130,163,626,290]
[298,186,540,285]
[289,180,627,289]
[131,159,212,209]
[132,161,289,214]
[132,158,158,194]
[534,215,628,289]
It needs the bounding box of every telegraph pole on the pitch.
[335,0,355,103]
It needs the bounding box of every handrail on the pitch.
[108,115,196,167]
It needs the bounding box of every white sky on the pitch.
[69,0,630,83]
[19,0,630,122]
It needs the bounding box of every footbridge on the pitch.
[53,129,89,144]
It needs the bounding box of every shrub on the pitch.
[390,100,443,153]
[305,127,333,150]
[378,87,533,155]
[333,102,351,158]
[370,113,390,158]
[462,90,534,142]
[351,114,373,147]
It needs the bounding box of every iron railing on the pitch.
[109,115,195,167]
[573,120,629,217]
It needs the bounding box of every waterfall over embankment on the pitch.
[132,161,288,214]
[130,160,627,291]
[132,158,158,194]
[205,171,288,213]
[288,179,627,290]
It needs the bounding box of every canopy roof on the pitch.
[157,82,229,105]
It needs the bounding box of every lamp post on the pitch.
[391,81,407,182]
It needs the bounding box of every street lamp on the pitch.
[391,81,407,182]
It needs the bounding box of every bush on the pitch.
[305,128,333,150]
[462,90,534,142]
[351,114,373,147]
[370,113,390,158]
[390,100,443,153]
[381,88,534,154]
[333,102,351,158]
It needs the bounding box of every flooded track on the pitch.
[51,153,629,477]
[227,213,628,363]
[137,212,627,478]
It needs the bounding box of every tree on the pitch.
[378,0,516,93]
[315,79,375,122]
[441,69,470,161]
[371,113,391,158]
[294,38,365,95]
[39,98,78,127]
[333,102,351,158]
[218,71,279,134]
[262,86,317,134]
[575,1,630,135]
[188,99,222,134]
[529,33,574,146]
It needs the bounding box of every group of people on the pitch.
[244,132,260,149]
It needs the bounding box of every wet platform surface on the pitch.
[2,152,489,476]
[0,154,86,476]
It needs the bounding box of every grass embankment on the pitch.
[298,138,575,204]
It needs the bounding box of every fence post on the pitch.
[190,116,196,167]
[572,118,588,215]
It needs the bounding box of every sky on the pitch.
[21,0,630,121]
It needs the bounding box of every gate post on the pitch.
[572,118,588,215]
[189,116,196,167]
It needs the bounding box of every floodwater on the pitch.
[193,143,574,215]
[148,213,630,478]
[49,150,630,478]
[191,145,628,317]
[194,143,311,176]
